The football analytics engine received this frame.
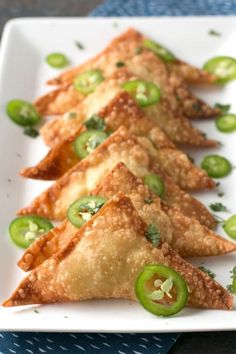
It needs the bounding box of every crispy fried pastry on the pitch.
[23,93,215,192]
[47,28,217,87]
[4,194,232,310]
[40,71,218,148]
[18,163,234,272]
[35,49,218,119]
[18,127,216,229]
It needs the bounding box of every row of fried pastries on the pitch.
[4,28,235,314]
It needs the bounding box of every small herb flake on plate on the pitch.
[75,41,85,50]
[24,126,39,138]
[214,103,231,114]
[145,224,160,247]
[198,266,216,279]
[34,309,40,314]
[208,29,221,37]
[209,202,229,212]
[218,192,224,197]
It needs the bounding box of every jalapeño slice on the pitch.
[73,130,108,159]
[9,216,53,249]
[67,196,106,228]
[224,215,236,240]
[74,69,104,94]
[203,56,236,84]
[46,53,69,68]
[135,264,188,317]
[122,80,161,107]
[216,114,236,133]
[6,100,40,127]
[144,174,165,198]
[143,39,175,62]
[201,155,232,178]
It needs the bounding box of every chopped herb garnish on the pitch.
[134,47,142,55]
[198,266,216,279]
[227,266,236,294]
[7,178,12,183]
[24,126,39,138]
[64,316,69,319]
[209,202,229,212]
[34,309,40,314]
[192,103,201,112]
[208,29,221,37]
[216,182,221,187]
[75,41,84,50]
[84,115,105,131]
[144,197,153,204]
[16,153,22,158]
[218,192,224,197]
[145,224,160,247]
[214,102,231,114]
[116,61,125,68]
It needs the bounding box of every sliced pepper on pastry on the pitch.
[4,193,232,310]
[18,162,235,272]
[22,93,215,192]
[46,28,217,90]
[40,70,218,148]
[18,127,216,229]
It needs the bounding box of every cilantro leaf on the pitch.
[209,202,228,212]
[198,266,215,279]
[84,115,105,131]
[214,103,231,114]
[145,224,160,247]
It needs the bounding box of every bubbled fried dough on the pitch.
[40,69,218,148]
[35,50,218,119]
[47,28,217,87]
[23,92,215,191]
[5,194,232,310]
[18,162,229,273]
[18,127,216,229]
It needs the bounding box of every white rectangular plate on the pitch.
[0,17,236,333]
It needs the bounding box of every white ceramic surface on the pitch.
[0,17,236,332]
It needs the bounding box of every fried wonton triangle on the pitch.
[4,194,232,310]
[35,46,219,119]
[40,70,218,148]
[22,93,216,192]
[47,28,217,87]
[18,127,216,228]
[18,163,235,272]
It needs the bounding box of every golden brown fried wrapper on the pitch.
[18,127,216,229]
[40,70,218,148]
[48,28,217,87]
[18,163,233,272]
[23,93,215,192]
[35,46,218,119]
[4,194,232,310]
